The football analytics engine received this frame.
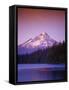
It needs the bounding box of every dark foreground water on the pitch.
[17,64,65,82]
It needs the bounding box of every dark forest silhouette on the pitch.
[18,42,66,64]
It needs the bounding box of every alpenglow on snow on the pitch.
[18,32,58,55]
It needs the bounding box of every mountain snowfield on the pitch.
[18,32,58,55]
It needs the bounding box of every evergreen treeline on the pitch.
[18,42,66,64]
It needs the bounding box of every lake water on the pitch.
[17,64,65,82]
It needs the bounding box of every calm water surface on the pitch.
[17,64,65,82]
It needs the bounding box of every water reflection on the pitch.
[17,64,65,82]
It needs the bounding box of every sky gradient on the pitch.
[18,8,65,45]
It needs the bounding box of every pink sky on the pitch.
[18,8,65,45]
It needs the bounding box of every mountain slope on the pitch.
[18,32,58,55]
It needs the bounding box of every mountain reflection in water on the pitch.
[17,64,65,82]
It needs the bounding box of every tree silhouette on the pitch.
[18,42,66,64]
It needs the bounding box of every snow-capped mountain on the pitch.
[18,32,57,55]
